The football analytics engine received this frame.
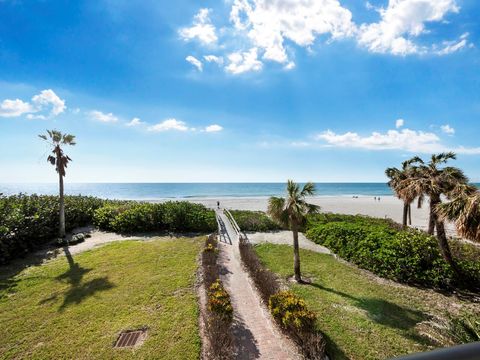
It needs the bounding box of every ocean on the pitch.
[0,183,398,199]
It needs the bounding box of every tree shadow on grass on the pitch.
[39,247,115,311]
[309,282,433,346]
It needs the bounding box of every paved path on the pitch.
[247,231,331,254]
[216,210,300,360]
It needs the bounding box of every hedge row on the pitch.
[229,210,283,232]
[0,194,105,264]
[93,202,216,234]
[305,214,480,291]
[0,194,216,264]
[239,239,326,359]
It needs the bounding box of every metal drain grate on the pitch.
[114,329,147,348]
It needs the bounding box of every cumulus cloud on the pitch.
[0,89,66,118]
[230,0,355,64]
[0,99,33,117]
[357,0,460,55]
[441,124,455,135]
[126,117,144,127]
[89,110,119,123]
[314,125,480,154]
[225,48,263,74]
[179,8,217,45]
[205,124,223,132]
[186,55,203,71]
[148,119,190,132]
[179,0,471,74]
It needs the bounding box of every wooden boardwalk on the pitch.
[216,210,300,360]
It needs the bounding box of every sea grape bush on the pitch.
[306,214,480,291]
[230,210,283,232]
[93,201,217,234]
[0,194,216,264]
[0,194,104,264]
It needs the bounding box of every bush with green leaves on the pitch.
[306,214,480,291]
[230,210,283,232]
[93,201,217,234]
[0,194,105,264]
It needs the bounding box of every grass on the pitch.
[0,237,203,360]
[254,243,480,360]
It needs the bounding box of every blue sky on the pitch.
[1,0,479,183]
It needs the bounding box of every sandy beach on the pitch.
[184,195,457,236]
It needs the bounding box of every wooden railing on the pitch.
[223,209,246,242]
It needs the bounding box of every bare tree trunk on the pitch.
[292,223,301,282]
[435,219,460,275]
[408,204,412,225]
[59,172,65,238]
[402,202,408,228]
[428,197,437,235]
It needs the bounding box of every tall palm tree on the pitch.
[268,180,319,283]
[402,152,468,273]
[385,156,423,228]
[39,130,76,238]
[437,183,480,243]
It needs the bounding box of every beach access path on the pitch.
[216,210,301,360]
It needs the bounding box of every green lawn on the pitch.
[254,243,480,360]
[0,237,203,360]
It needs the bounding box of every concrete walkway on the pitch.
[216,210,300,360]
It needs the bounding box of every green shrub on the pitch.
[0,194,105,264]
[230,210,283,232]
[306,214,480,291]
[92,201,217,234]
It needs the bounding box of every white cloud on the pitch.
[148,119,190,132]
[0,89,66,118]
[31,89,66,116]
[204,55,224,65]
[314,125,480,154]
[225,48,263,74]
[441,124,455,135]
[179,8,217,45]
[89,110,119,123]
[395,118,404,128]
[435,33,469,55]
[357,0,460,55]
[126,117,144,127]
[205,124,223,132]
[230,0,355,64]
[186,55,203,71]
[284,62,296,70]
[0,99,33,117]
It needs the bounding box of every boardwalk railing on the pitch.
[223,209,246,242]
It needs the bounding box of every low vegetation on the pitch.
[229,210,283,232]
[0,237,203,359]
[305,213,480,292]
[255,243,480,360]
[0,194,216,264]
[201,234,234,360]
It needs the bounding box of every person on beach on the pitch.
[217,200,220,209]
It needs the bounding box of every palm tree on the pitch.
[385,157,423,228]
[39,130,76,238]
[402,152,468,273]
[268,180,319,283]
[437,183,480,243]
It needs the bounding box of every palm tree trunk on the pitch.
[59,172,65,238]
[402,202,408,228]
[408,204,412,225]
[428,197,438,235]
[292,223,301,282]
[435,219,460,275]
